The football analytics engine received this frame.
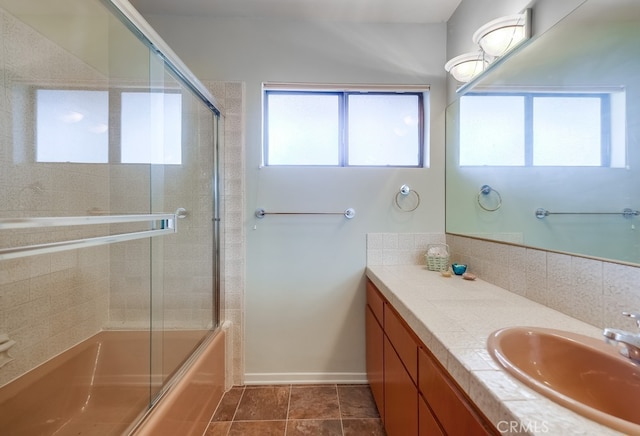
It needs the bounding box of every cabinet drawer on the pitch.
[419,348,491,435]
[384,303,418,384]
[366,280,384,326]
[365,306,384,418]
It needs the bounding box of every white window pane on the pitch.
[267,94,339,165]
[533,97,601,166]
[348,94,420,166]
[36,89,109,163]
[459,95,525,166]
[121,92,182,165]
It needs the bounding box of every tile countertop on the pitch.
[365,265,622,436]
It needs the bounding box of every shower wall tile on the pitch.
[0,4,112,388]
[205,80,246,387]
[4,12,236,391]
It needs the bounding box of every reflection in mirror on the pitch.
[446,0,640,265]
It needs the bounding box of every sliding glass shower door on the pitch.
[0,0,220,431]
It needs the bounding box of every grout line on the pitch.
[335,384,345,436]
[284,384,292,435]
[226,386,246,435]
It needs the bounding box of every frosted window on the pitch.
[264,89,425,167]
[36,89,109,163]
[266,93,339,165]
[458,92,623,167]
[459,95,525,166]
[348,94,420,166]
[121,92,182,165]
[533,97,601,166]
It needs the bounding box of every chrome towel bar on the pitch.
[535,208,639,219]
[255,208,356,219]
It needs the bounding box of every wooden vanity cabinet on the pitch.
[419,347,493,435]
[365,281,385,419]
[383,334,418,435]
[365,279,497,436]
[419,394,444,436]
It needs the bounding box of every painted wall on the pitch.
[136,15,447,382]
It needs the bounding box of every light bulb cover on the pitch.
[444,52,488,83]
[473,11,531,57]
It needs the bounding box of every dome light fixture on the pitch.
[472,10,531,57]
[444,52,489,83]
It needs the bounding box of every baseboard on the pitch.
[243,372,368,385]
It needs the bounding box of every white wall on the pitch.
[137,15,447,383]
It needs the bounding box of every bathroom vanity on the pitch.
[365,265,623,436]
[366,278,496,435]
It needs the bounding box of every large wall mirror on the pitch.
[446,0,640,265]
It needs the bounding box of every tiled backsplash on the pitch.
[365,233,447,266]
[367,233,640,332]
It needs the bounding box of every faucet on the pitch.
[603,312,640,362]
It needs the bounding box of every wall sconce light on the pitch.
[444,52,489,83]
[445,9,531,83]
[472,10,531,57]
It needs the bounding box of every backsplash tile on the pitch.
[447,234,640,330]
[367,233,640,331]
[366,233,446,267]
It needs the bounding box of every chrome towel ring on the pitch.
[395,184,421,212]
[477,185,502,212]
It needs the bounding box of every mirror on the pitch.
[446,0,640,265]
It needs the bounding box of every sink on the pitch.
[487,326,640,434]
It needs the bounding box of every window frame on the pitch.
[460,91,613,167]
[263,86,427,168]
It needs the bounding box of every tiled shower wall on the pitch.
[106,93,217,331]
[366,233,640,333]
[0,3,245,389]
[0,7,110,386]
[205,81,245,387]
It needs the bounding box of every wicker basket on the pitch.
[425,244,450,271]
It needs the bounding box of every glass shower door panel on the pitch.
[0,0,156,432]
[149,60,217,398]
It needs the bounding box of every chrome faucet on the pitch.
[603,312,640,362]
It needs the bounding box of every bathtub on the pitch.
[0,329,225,436]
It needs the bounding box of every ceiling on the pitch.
[127,0,463,24]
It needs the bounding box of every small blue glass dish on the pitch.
[451,263,467,275]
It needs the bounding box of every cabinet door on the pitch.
[419,393,444,436]
[384,303,418,384]
[366,280,384,324]
[419,348,492,436]
[384,336,418,436]
[366,305,384,418]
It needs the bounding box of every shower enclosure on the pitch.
[0,0,222,433]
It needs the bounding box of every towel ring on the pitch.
[395,184,421,212]
[477,185,502,212]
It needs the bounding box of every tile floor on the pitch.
[206,384,386,436]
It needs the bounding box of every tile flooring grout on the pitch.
[205,384,385,436]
